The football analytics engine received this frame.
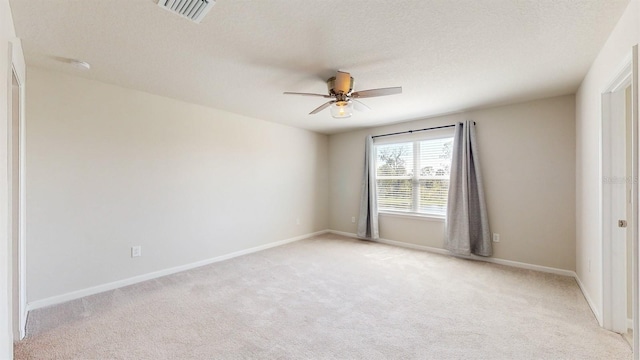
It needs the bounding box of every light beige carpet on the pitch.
[16,234,631,359]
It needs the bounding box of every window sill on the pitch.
[378,211,445,222]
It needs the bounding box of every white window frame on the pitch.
[374,129,454,220]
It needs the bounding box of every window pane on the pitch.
[374,136,453,216]
[417,138,453,216]
[418,138,453,179]
[376,142,413,177]
[377,179,412,211]
[419,179,449,216]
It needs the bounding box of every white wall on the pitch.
[26,67,329,303]
[575,0,638,324]
[330,95,576,271]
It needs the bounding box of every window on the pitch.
[375,136,454,217]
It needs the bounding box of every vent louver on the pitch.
[158,0,215,23]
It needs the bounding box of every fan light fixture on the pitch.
[331,101,353,118]
[283,70,402,118]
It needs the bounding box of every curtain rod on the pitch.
[372,122,475,139]
[372,124,454,139]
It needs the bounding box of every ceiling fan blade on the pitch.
[283,92,331,98]
[351,86,402,98]
[309,101,335,115]
[352,99,371,112]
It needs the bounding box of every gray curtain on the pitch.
[357,135,379,240]
[445,121,492,256]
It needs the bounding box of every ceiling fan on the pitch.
[283,71,402,118]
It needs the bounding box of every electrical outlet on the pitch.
[492,233,500,243]
[351,216,356,223]
[131,246,142,258]
[296,218,300,225]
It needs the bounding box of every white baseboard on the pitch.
[328,230,575,277]
[574,273,603,326]
[329,230,608,326]
[27,230,329,312]
[28,229,605,333]
[379,240,617,334]
[19,308,27,340]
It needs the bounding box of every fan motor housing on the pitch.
[327,75,354,95]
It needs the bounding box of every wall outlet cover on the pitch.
[131,246,142,258]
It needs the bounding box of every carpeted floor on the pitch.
[15,234,631,359]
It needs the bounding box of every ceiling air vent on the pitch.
[158,0,215,23]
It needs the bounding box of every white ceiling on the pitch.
[9,0,630,134]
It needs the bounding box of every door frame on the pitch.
[601,58,631,334]
[8,38,26,340]
[631,44,639,360]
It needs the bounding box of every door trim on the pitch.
[631,44,639,360]
[601,58,632,334]
[9,38,26,340]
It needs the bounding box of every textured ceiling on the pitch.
[9,0,631,134]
